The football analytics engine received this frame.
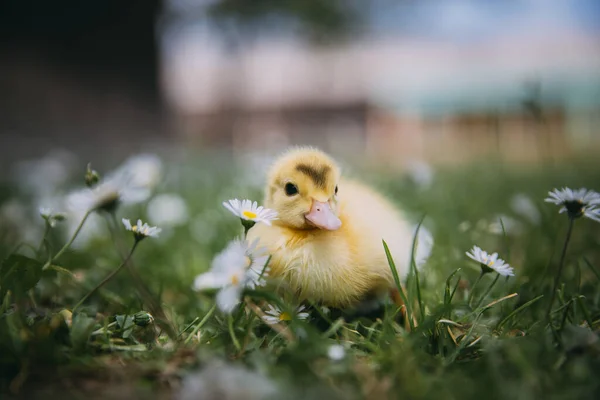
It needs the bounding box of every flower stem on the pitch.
[546,217,575,323]
[467,271,485,308]
[72,241,138,312]
[474,274,500,309]
[43,210,91,269]
[37,222,51,255]
[105,213,178,340]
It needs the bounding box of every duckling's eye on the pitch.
[335,185,338,195]
[285,183,298,196]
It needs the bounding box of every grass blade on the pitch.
[409,216,426,323]
[496,294,544,331]
[583,257,600,282]
[383,239,414,331]
[444,268,461,306]
[228,313,241,351]
[446,313,483,365]
[575,295,593,329]
[321,318,345,338]
[499,217,510,261]
[185,304,216,344]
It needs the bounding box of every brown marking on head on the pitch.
[295,164,330,189]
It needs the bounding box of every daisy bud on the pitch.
[133,311,154,327]
[85,163,101,188]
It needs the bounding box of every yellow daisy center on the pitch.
[279,312,292,321]
[231,274,240,285]
[132,226,138,232]
[242,210,257,219]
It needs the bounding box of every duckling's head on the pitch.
[265,147,342,230]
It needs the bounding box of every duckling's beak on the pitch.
[305,200,342,230]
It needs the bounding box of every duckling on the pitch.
[247,147,431,309]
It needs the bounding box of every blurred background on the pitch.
[1,4,600,396]
[1,0,600,171]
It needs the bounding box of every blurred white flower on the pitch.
[190,215,218,245]
[488,214,523,235]
[39,207,66,227]
[0,199,40,243]
[406,160,434,188]
[466,245,514,277]
[113,154,163,191]
[39,207,53,219]
[177,361,278,400]
[193,238,269,313]
[122,218,162,240]
[327,344,346,361]
[245,239,270,290]
[475,219,489,231]
[223,199,278,226]
[67,174,150,212]
[235,153,274,188]
[65,209,107,250]
[458,221,471,232]
[262,304,309,324]
[67,154,161,213]
[510,193,540,224]
[545,187,600,222]
[13,149,76,197]
[147,193,189,227]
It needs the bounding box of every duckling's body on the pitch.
[248,148,428,308]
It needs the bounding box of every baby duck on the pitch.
[248,147,430,308]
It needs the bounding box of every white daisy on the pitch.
[223,199,278,226]
[245,239,270,289]
[39,207,66,227]
[545,187,600,222]
[262,304,310,325]
[466,245,515,277]
[193,238,269,313]
[583,208,600,223]
[122,218,162,240]
[327,344,346,361]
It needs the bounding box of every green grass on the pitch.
[1,152,600,399]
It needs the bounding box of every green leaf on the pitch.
[383,239,414,331]
[71,313,97,353]
[116,314,135,339]
[0,254,44,299]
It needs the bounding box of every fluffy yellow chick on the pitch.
[247,147,429,308]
